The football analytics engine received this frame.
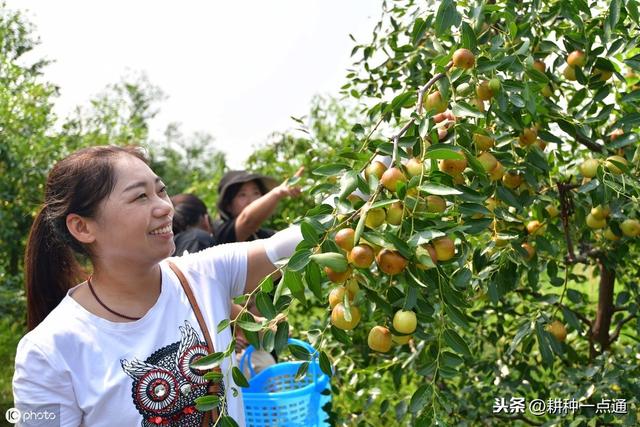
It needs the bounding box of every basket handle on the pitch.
[239,338,319,383]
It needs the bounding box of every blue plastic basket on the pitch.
[239,338,331,427]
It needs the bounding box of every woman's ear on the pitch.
[66,213,96,244]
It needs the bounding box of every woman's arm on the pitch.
[234,168,304,242]
[244,225,303,295]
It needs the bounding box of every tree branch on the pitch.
[416,62,454,116]
[608,313,637,345]
[575,134,604,153]
[390,61,453,165]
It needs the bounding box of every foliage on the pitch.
[235,0,640,425]
[245,95,361,230]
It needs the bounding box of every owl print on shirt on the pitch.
[121,321,226,426]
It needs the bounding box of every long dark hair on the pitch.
[171,193,209,234]
[24,145,148,330]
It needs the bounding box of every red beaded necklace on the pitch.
[87,276,142,321]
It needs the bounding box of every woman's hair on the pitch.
[171,194,209,234]
[24,145,148,331]
[220,179,267,218]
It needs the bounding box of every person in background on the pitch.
[214,168,304,244]
[214,168,303,376]
[171,193,216,255]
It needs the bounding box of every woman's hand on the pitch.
[273,166,304,199]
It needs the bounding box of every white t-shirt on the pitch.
[13,242,251,427]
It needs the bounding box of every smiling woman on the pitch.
[13,145,302,426]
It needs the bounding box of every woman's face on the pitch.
[229,181,262,218]
[88,155,175,265]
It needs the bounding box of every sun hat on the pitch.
[217,171,278,220]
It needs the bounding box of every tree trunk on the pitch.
[590,259,615,357]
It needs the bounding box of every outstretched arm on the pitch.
[244,225,303,295]
[234,167,304,242]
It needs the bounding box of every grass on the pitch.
[0,318,24,413]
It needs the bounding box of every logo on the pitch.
[5,407,21,424]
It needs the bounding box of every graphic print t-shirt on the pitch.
[12,243,250,426]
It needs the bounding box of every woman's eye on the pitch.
[136,193,148,200]
[159,186,167,194]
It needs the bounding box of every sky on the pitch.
[7,0,383,168]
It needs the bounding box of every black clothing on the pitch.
[212,218,275,245]
[173,228,217,255]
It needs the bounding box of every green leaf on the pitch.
[261,328,275,353]
[300,221,319,245]
[614,112,640,129]
[535,322,554,366]
[411,18,428,46]
[507,320,532,355]
[274,321,290,354]
[451,101,485,118]
[284,269,306,304]
[217,319,230,333]
[289,343,311,360]
[191,351,225,370]
[305,262,323,300]
[259,275,274,294]
[203,371,224,382]
[419,183,462,195]
[621,89,640,104]
[319,351,333,377]
[232,366,250,388]
[338,170,359,200]
[409,385,430,413]
[331,325,351,344]
[288,249,311,272]
[609,0,621,29]
[295,362,310,381]
[309,252,348,272]
[255,292,277,320]
[424,147,465,160]
[628,0,639,23]
[312,163,350,176]
[369,198,400,210]
[577,178,600,193]
[194,395,221,411]
[408,230,446,246]
[443,328,471,357]
[389,91,415,112]
[435,0,461,36]
[495,186,522,209]
[236,320,263,332]
[460,22,476,51]
[219,415,240,427]
[452,268,472,289]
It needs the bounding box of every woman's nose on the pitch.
[154,197,174,217]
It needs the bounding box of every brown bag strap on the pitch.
[167,261,220,425]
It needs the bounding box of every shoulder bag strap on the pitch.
[167,261,220,425]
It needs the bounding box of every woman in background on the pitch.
[214,168,303,244]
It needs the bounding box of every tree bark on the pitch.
[590,259,615,357]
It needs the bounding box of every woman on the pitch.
[214,168,303,244]
[13,146,301,426]
[171,193,216,255]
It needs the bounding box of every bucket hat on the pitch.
[217,171,278,220]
